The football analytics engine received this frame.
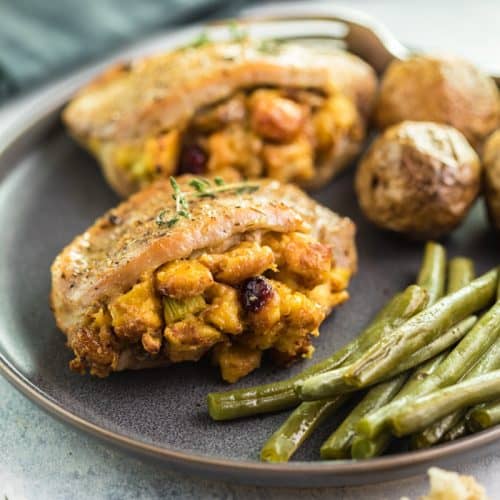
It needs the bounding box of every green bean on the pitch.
[412,412,464,449]
[416,242,447,304]
[320,375,407,459]
[396,316,477,371]
[467,399,500,431]
[447,258,475,294]
[353,258,476,456]
[297,316,477,401]
[413,333,500,448]
[351,354,446,458]
[260,396,349,462]
[345,269,498,389]
[358,297,500,439]
[391,353,449,398]
[351,433,392,460]
[409,257,476,448]
[401,257,476,373]
[302,316,476,406]
[207,389,299,422]
[391,369,500,436]
[208,285,429,420]
[442,420,468,442]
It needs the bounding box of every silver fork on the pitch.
[235,3,500,85]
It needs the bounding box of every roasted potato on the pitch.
[483,129,500,230]
[355,121,481,239]
[375,55,499,148]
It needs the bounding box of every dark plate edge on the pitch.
[3,351,500,487]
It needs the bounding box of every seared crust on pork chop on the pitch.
[64,42,375,141]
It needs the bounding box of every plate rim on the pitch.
[1,13,500,487]
[3,344,500,486]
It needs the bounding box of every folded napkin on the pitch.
[0,0,248,101]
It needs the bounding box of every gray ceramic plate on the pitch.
[0,16,499,488]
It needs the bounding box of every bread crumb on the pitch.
[420,467,487,500]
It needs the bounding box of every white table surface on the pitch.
[2,1,500,498]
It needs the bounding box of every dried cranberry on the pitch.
[240,276,273,313]
[107,213,122,225]
[178,144,208,174]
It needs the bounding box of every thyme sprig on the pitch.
[185,21,248,51]
[257,38,281,55]
[171,177,190,217]
[156,177,191,228]
[156,177,260,228]
[228,21,248,42]
[188,31,211,48]
[188,177,259,198]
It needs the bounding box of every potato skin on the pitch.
[483,130,500,230]
[375,56,499,148]
[355,121,481,239]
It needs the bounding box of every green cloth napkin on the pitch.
[0,0,248,101]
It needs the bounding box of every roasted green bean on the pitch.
[320,247,451,459]
[412,412,463,449]
[260,396,349,462]
[447,258,475,294]
[396,316,476,371]
[467,399,500,431]
[351,433,392,460]
[416,242,447,304]
[297,317,476,401]
[320,375,407,459]
[358,297,500,439]
[345,269,498,389]
[413,333,500,448]
[409,256,476,448]
[391,370,500,436]
[352,258,479,453]
[351,353,446,458]
[442,420,468,442]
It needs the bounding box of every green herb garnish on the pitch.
[235,185,259,195]
[156,178,191,228]
[190,179,259,198]
[257,39,281,55]
[156,209,178,228]
[171,177,191,219]
[228,21,248,42]
[189,178,211,193]
[156,177,259,228]
[188,31,211,48]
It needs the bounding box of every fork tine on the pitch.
[206,19,348,41]
[237,6,411,73]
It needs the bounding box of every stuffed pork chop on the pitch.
[63,40,376,197]
[51,175,356,382]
